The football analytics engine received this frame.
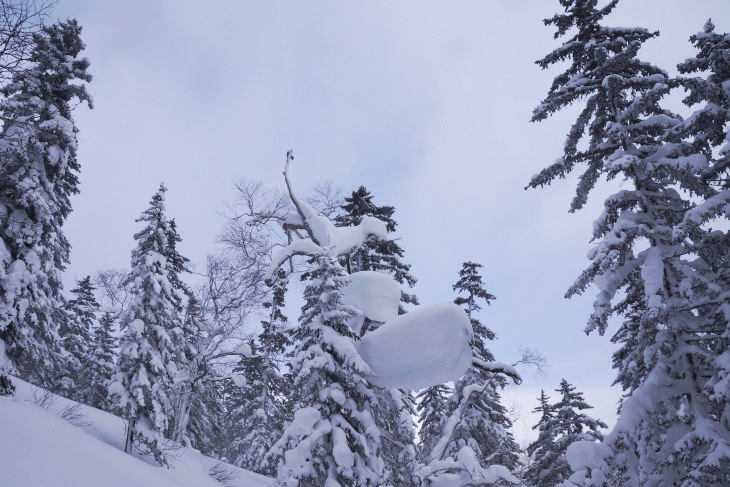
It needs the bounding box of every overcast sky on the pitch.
[55,0,728,445]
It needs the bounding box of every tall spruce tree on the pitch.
[335,185,418,308]
[638,18,730,486]
[419,262,520,486]
[529,2,730,484]
[416,383,451,463]
[0,19,91,391]
[267,153,387,486]
[374,385,418,487]
[524,390,555,487]
[336,185,419,485]
[675,19,730,191]
[270,251,384,485]
[60,275,98,399]
[86,311,117,411]
[108,184,190,466]
[525,382,605,487]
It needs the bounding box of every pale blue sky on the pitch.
[56,0,729,444]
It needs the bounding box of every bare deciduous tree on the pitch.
[0,0,54,83]
[93,268,132,317]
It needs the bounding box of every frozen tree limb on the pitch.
[472,358,522,384]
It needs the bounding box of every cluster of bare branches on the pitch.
[0,0,54,83]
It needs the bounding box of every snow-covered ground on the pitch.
[0,377,273,487]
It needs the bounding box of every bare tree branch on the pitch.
[511,347,548,378]
[0,0,55,83]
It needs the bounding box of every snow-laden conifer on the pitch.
[60,275,98,399]
[335,185,418,308]
[225,269,291,476]
[675,19,730,192]
[270,250,384,485]
[418,262,520,486]
[336,185,419,485]
[266,152,387,486]
[530,2,730,484]
[374,385,418,486]
[0,19,91,390]
[416,383,451,463]
[108,184,190,466]
[86,311,117,411]
[525,382,605,487]
[524,390,555,486]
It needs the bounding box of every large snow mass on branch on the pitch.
[263,216,388,282]
[356,303,473,390]
[332,216,387,255]
[341,271,400,333]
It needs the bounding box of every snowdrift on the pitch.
[0,377,273,487]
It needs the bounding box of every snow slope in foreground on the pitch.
[0,377,273,487]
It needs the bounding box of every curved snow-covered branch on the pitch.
[283,150,321,245]
[471,358,522,384]
[264,238,324,283]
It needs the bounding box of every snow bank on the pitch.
[356,303,473,390]
[0,377,273,487]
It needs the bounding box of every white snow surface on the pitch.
[341,271,401,332]
[559,440,611,487]
[419,445,520,486]
[356,303,473,390]
[0,377,273,487]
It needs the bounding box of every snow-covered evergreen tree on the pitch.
[525,382,605,487]
[335,185,419,485]
[675,19,730,192]
[647,18,730,486]
[267,152,388,486]
[530,2,730,484]
[416,383,451,463]
[524,390,555,486]
[335,185,418,308]
[0,372,14,395]
[0,19,91,391]
[374,386,418,486]
[271,251,384,485]
[60,275,98,399]
[108,184,190,466]
[86,311,117,411]
[225,269,291,476]
[418,262,520,486]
